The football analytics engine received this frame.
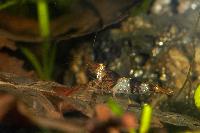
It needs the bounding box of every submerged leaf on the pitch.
[0,52,35,78]
[20,47,42,78]
[0,0,141,42]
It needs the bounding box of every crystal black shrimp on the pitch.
[88,62,173,103]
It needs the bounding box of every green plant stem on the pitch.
[37,0,50,78]
[37,0,55,80]
[20,47,43,78]
[37,0,50,38]
[0,0,17,10]
[48,44,56,78]
[194,84,200,110]
[139,104,152,133]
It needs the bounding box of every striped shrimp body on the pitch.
[112,76,173,102]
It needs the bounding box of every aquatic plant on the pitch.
[0,0,56,79]
[0,0,18,10]
[108,98,152,133]
[194,85,200,110]
[107,98,136,133]
[21,0,56,80]
[107,98,124,116]
[139,104,152,133]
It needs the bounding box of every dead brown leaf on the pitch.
[0,93,15,121]
[0,69,199,131]
[0,0,141,42]
[0,53,35,78]
[0,36,16,50]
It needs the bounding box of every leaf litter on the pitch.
[1,0,200,133]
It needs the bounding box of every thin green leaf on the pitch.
[37,0,50,38]
[41,42,51,79]
[0,0,17,10]
[37,0,54,80]
[21,47,43,78]
[139,104,152,133]
[194,84,200,111]
[107,98,124,116]
[47,44,57,79]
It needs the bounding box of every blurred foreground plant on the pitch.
[194,84,200,111]
[107,98,124,116]
[139,104,152,133]
[21,0,56,80]
[107,98,153,133]
[0,0,60,79]
[107,98,137,133]
[0,0,18,10]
